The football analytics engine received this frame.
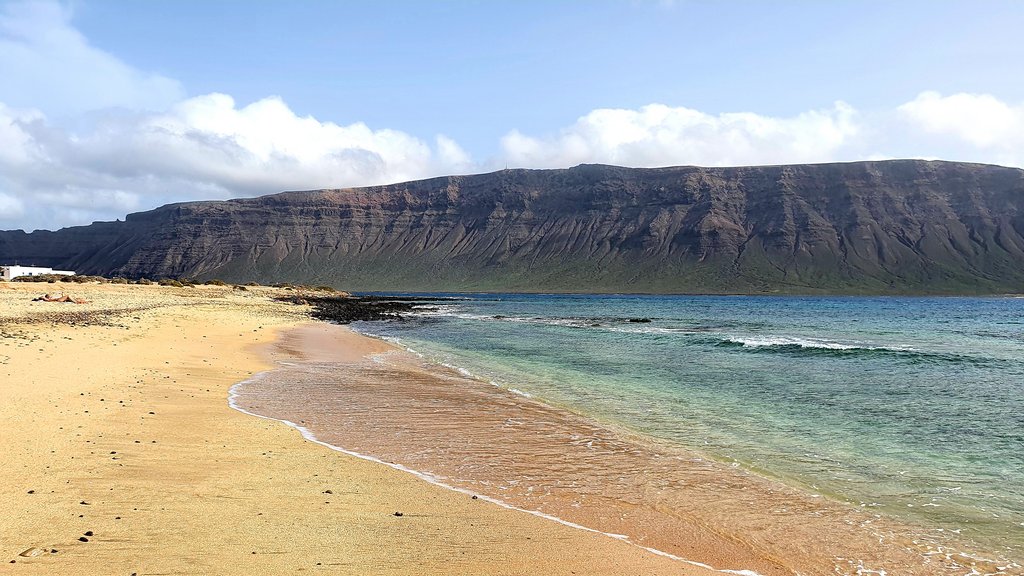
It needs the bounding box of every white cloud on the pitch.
[435,135,473,172]
[0,94,479,231]
[0,1,184,115]
[500,102,861,169]
[0,102,44,164]
[0,192,25,220]
[11,89,1024,232]
[85,92,460,190]
[898,91,1024,148]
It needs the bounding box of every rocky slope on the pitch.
[3,160,1023,294]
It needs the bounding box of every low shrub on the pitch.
[13,274,75,283]
[158,278,184,288]
[204,279,227,286]
[136,278,154,285]
[67,275,106,283]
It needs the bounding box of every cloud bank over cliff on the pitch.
[1,1,1022,231]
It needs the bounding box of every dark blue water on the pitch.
[353,294,1024,556]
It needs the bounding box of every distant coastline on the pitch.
[3,160,1023,295]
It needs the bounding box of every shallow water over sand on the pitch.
[233,322,1022,575]
[353,294,1024,560]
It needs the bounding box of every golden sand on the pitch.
[0,282,714,575]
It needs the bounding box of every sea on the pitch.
[346,294,1024,561]
[230,293,1024,572]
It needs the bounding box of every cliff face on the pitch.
[3,160,1023,294]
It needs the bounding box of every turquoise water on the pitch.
[352,294,1024,557]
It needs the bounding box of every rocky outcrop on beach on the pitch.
[274,294,451,323]
[2,160,1023,293]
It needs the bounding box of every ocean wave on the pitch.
[413,308,678,331]
[720,336,893,351]
[714,336,996,365]
[399,306,1002,365]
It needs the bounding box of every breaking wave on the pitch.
[403,305,1000,366]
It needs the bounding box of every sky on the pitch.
[1,0,1023,231]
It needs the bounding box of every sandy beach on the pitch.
[0,282,717,575]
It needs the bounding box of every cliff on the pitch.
[2,160,1023,294]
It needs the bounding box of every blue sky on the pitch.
[2,0,1023,230]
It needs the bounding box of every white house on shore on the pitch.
[0,265,76,281]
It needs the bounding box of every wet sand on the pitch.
[233,322,1021,576]
[0,282,722,575]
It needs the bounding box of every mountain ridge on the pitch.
[3,159,1023,294]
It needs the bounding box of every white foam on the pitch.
[437,361,475,379]
[228,372,765,576]
[726,335,860,349]
[722,335,917,353]
[353,326,539,400]
[391,304,936,357]
[410,306,689,335]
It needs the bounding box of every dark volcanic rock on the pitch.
[2,160,1024,294]
[277,295,445,324]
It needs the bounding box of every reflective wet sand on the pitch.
[234,323,1021,576]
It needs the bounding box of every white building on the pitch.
[0,266,76,281]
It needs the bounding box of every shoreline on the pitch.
[227,377,757,576]
[352,289,1024,298]
[231,320,1022,576]
[231,322,786,575]
[0,282,714,575]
